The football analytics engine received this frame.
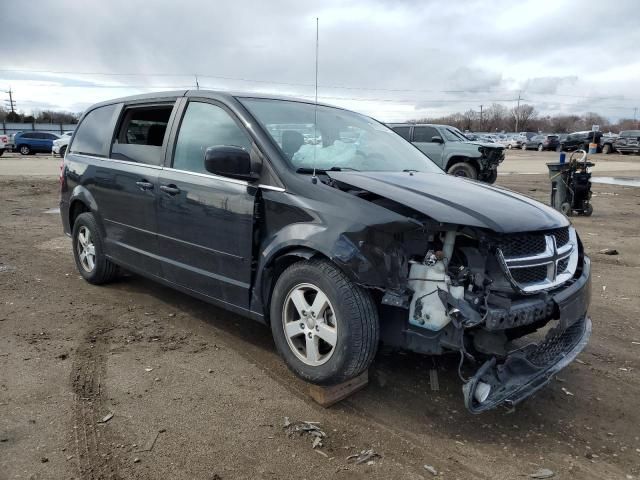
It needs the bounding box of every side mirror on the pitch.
[431,136,444,144]
[204,145,260,182]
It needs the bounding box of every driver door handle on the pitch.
[160,184,181,196]
[136,180,154,191]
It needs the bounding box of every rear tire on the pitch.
[537,144,544,152]
[72,212,118,284]
[447,162,478,180]
[521,144,527,150]
[560,202,573,216]
[270,259,379,385]
[0,149,4,157]
[602,144,611,154]
[19,145,31,155]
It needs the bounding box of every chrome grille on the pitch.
[496,227,579,294]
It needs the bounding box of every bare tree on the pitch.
[512,104,536,132]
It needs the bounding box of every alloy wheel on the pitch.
[76,226,96,272]
[282,283,337,366]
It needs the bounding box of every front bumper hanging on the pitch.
[463,315,591,413]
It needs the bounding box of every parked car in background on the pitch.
[520,132,538,141]
[599,133,618,154]
[52,131,74,157]
[522,134,559,151]
[14,131,60,155]
[558,131,602,152]
[613,130,640,154]
[389,123,504,182]
[502,135,523,149]
[0,134,8,156]
[60,90,591,413]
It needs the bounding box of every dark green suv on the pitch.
[389,124,504,183]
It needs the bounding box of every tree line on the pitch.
[0,106,80,124]
[408,103,638,134]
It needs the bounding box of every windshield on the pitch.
[442,127,468,142]
[240,98,442,173]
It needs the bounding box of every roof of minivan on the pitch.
[86,89,341,112]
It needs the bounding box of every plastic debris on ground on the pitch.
[284,417,326,450]
[347,449,381,465]
[529,468,555,478]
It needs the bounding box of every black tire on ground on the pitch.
[583,203,593,216]
[521,144,527,150]
[507,144,512,149]
[270,259,379,386]
[72,212,118,285]
[560,202,573,216]
[484,169,498,184]
[447,162,478,180]
[537,144,544,152]
[19,144,31,155]
[602,144,611,154]
[60,145,67,158]
[0,149,4,157]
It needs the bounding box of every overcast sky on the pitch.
[1,0,639,122]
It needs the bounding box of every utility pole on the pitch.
[194,74,200,90]
[4,88,16,114]
[514,92,522,133]
[479,105,483,130]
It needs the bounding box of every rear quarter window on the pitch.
[70,104,119,157]
[391,126,411,141]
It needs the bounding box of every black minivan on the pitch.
[61,90,591,413]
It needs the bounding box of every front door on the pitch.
[156,100,257,310]
[412,126,444,166]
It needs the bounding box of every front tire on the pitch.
[72,212,118,284]
[60,145,67,158]
[484,169,498,184]
[602,144,611,154]
[447,162,478,180]
[521,144,527,150]
[19,145,31,155]
[537,144,544,152]
[270,259,379,385]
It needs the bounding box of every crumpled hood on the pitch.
[327,171,568,233]
[464,141,504,149]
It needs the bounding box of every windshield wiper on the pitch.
[296,166,360,174]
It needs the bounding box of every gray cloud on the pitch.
[0,0,638,121]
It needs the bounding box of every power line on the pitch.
[1,67,639,101]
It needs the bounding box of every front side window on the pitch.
[413,126,439,143]
[71,104,118,157]
[173,102,252,174]
[240,98,441,173]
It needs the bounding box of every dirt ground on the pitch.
[1,151,640,480]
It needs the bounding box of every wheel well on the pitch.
[69,200,90,232]
[446,156,478,173]
[261,247,328,323]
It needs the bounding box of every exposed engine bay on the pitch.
[325,172,592,413]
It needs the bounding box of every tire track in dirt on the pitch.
[70,318,123,480]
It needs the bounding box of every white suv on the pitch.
[52,131,74,157]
